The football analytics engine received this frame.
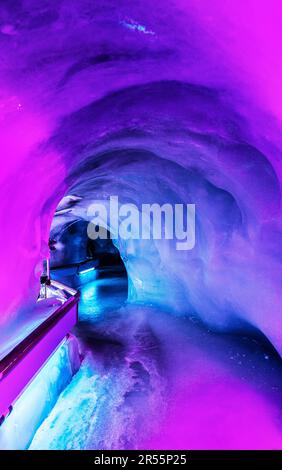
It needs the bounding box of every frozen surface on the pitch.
[30,272,282,450]
[0,0,282,356]
[0,335,80,449]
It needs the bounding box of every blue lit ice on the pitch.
[29,269,282,450]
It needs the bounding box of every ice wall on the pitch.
[0,1,282,353]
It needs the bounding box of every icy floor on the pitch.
[30,268,282,450]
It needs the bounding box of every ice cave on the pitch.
[0,0,282,451]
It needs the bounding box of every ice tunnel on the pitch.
[0,0,282,452]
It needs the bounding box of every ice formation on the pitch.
[0,0,282,449]
[1,0,281,351]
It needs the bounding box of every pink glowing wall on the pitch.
[0,1,281,354]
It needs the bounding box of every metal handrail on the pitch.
[0,287,79,380]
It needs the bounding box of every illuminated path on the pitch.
[30,269,282,450]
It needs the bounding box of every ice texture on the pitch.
[0,1,282,354]
[29,274,282,450]
[0,335,80,449]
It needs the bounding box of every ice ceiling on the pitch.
[0,1,282,354]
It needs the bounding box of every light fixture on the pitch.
[78,266,96,275]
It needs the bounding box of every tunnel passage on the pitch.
[1,0,282,451]
[0,0,281,356]
[1,75,281,356]
[49,202,128,295]
[50,217,126,270]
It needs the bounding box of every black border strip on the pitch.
[0,450,281,464]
